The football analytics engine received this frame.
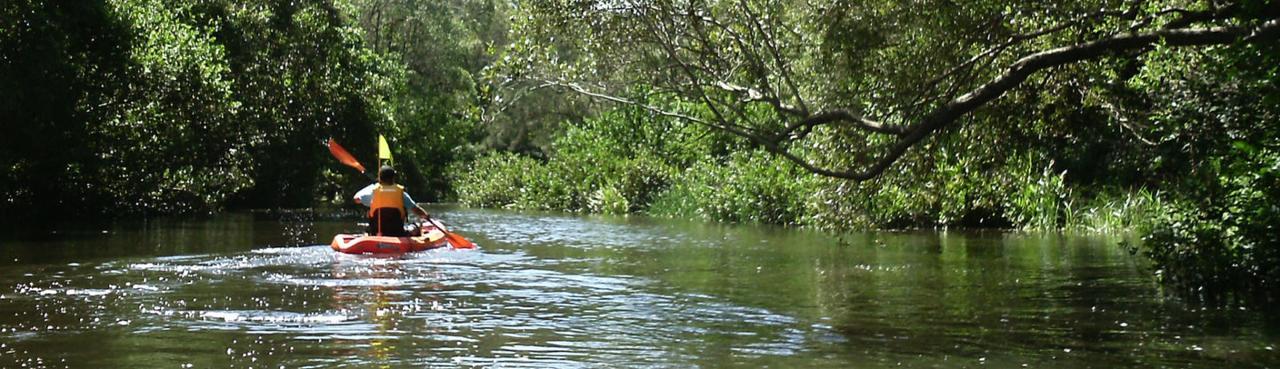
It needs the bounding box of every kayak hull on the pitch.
[330,230,451,254]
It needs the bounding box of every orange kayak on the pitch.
[330,229,451,254]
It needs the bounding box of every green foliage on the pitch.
[347,0,506,201]
[100,0,252,213]
[211,0,404,208]
[451,152,539,209]
[1116,40,1280,301]
[455,95,699,213]
[1003,158,1070,231]
[458,93,1175,234]
[613,156,675,213]
[587,183,628,215]
[2,0,410,217]
[2,1,132,217]
[650,150,815,225]
[1137,146,1280,302]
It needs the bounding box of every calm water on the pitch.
[0,206,1277,368]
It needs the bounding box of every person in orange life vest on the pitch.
[353,165,430,237]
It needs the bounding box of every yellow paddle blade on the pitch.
[378,135,393,163]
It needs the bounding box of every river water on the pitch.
[0,206,1276,368]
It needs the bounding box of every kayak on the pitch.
[330,233,450,254]
[331,228,451,254]
[331,219,479,254]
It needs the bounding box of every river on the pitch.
[1,206,1276,368]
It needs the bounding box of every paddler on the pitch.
[353,165,431,237]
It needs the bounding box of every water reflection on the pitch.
[0,207,1278,368]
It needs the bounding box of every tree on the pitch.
[500,0,1279,181]
[347,0,517,200]
[1,0,406,218]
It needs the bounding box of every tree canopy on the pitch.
[494,0,1278,180]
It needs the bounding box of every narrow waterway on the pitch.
[1,206,1276,368]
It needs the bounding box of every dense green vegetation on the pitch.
[457,0,1279,302]
[2,0,497,217]
[3,0,1278,302]
[3,0,401,216]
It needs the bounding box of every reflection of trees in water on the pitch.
[809,233,1209,367]
[328,257,447,365]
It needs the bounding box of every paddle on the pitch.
[327,138,372,180]
[326,137,477,249]
[425,216,476,249]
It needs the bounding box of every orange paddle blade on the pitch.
[445,232,477,249]
[327,138,366,173]
[427,217,477,249]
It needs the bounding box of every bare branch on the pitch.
[548,81,709,125]
[481,79,559,124]
[1097,99,1159,146]
[697,9,786,110]
[645,7,741,131]
[713,81,805,116]
[782,110,906,137]
[740,0,810,115]
[918,8,1132,101]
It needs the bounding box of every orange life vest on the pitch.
[368,184,406,219]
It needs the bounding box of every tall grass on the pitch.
[1063,189,1164,233]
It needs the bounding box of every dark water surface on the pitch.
[1,206,1277,368]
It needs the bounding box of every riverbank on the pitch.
[451,103,1278,305]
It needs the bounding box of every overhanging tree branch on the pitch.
[513,2,1279,182]
[793,18,1280,180]
[781,110,906,137]
[549,81,709,124]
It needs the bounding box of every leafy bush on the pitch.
[1137,147,1280,302]
[453,152,539,209]
[650,150,813,225]
[614,156,673,212]
[1120,42,1280,302]
[456,96,688,213]
[587,183,628,215]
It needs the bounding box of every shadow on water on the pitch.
[0,210,364,265]
[0,206,1277,368]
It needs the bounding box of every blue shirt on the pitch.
[354,183,417,211]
